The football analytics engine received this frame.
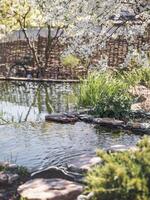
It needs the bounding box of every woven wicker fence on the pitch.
[0,33,149,79]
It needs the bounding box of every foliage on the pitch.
[77,66,150,118]
[0,164,5,172]
[78,72,133,118]
[120,67,150,88]
[121,50,150,71]
[17,166,30,179]
[0,0,40,36]
[61,54,81,68]
[63,0,149,66]
[0,163,29,179]
[86,136,150,200]
[0,0,149,69]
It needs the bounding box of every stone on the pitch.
[0,162,9,168]
[7,164,18,171]
[131,103,143,111]
[0,172,8,186]
[77,192,94,200]
[8,173,19,184]
[18,178,84,200]
[129,146,139,152]
[31,166,82,182]
[67,155,102,173]
[45,114,78,124]
[0,172,19,186]
[130,85,150,112]
[130,110,150,119]
[126,122,150,133]
[78,114,94,123]
[93,118,125,127]
[106,145,137,153]
[76,109,94,115]
[66,165,85,174]
[0,191,6,200]
[106,145,130,153]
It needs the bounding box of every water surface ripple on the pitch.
[0,81,140,170]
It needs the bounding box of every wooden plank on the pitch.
[0,76,80,83]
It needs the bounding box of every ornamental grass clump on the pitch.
[86,136,150,200]
[120,67,150,88]
[78,72,133,118]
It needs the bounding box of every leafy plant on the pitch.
[120,67,150,88]
[86,136,150,200]
[61,54,81,68]
[17,166,30,179]
[77,67,150,118]
[78,72,133,118]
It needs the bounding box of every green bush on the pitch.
[61,54,81,68]
[120,67,150,88]
[86,137,150,200]
[77,67,150,118]
[78,72,133,118]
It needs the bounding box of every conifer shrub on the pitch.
[86,137,150,200]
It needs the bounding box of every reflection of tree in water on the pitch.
[0,81,76,118]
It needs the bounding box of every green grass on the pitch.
[78,72,133,118]
[119,67,150,88]
[77,67,150,118]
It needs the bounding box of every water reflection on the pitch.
[0,81,76,122]
[0,81,140,171]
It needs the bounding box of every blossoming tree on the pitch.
[0,0,149,74]
[62,0,150,68]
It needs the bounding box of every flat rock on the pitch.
[0,172,19,186]
[7,164,18,171]
[31,166,82,183]
[77,192,94,200]
[67,155,102,173]
[45,114,78,124]
[106,145,137,153]
[18,178,84,200]
[78,114,94,123]
[130,111,150,119]
[0,162,9,168]
[126,122,150,133]
[8,173,19,184]
[0,172,8,186]
[106,145,130,153]
[93,118,125,127]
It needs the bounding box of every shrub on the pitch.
[78,72,133,118]
[77,67,150,118]
[120,67,150,88]
[61,54,81,68]
[86,136,150,200]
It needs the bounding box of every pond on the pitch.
[0,81,140,171]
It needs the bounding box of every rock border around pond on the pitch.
[0,162,30,200]
[45,112,150,134]
[0,143,137,200]
[18,178,84,200]
[18,144,138,200]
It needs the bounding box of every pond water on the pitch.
[0,81,140,171]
